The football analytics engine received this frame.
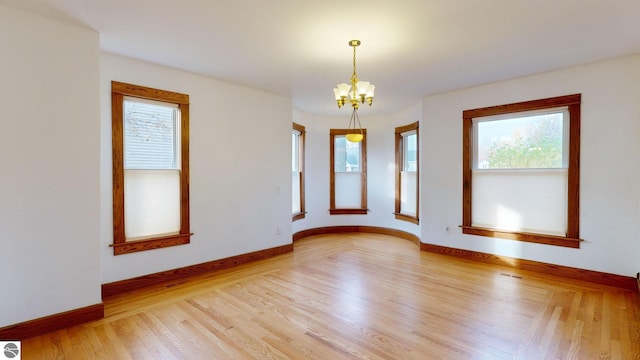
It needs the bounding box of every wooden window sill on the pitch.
[394,213,419,225]
[111,233,192,255]
[329,208,368,215]
[460,226,580,248]
[292,212,307,222]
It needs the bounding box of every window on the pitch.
[292,123,305,221]
[395,122,419,224]
[111,81,191,255]
[330,129,367,215]
[462,94,581,248]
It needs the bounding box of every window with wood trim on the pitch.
[111,81,191,255]
[292,122,306,221]
[330,129,367,215]
[395,122,419,224]
[462,94,581,248]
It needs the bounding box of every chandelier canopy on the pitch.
[333,40,375,143]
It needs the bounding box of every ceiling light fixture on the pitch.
[333,40,375,143]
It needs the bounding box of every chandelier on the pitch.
[333,40,375,143]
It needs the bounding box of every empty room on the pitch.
[1,0,639,359]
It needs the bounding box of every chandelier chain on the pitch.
[351,44,359,101]
[353,44,357,78]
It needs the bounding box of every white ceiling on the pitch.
[3,0,640,115]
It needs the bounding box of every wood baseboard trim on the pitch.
[421,243,637,291]
[293,226,421,246]
[102,243,293,298]
[0,303,104,340]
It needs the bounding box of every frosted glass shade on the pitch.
[366,84,375,98]
[356,81,370,96]
[336,83,350,98]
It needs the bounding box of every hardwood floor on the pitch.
[22,233,640,359]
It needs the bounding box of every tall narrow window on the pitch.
[292,123,306,221]
[462,94,581,248]
[395,122,419,224]
[330,129,367,215]
[112,81,191,255]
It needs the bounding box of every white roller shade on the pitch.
[335,172,362,208]
[124,169,180,240]
[292,171,301,213]
[400,171,417,216]
[471,169,567,236]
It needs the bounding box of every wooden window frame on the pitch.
[394,122,419,224]
[292,122,306,221]
[462,94,581,248]
[329,129,368,215]
[111,81,191,255]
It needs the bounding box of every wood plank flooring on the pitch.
[22,233,640,359]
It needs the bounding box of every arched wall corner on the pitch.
[293,226,421,247]
[291,104,423,240]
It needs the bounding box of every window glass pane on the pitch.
[292,131,299,172]
[124,99,178,169]
[475,111,565,169]
[403,133,417,172]
[334,136,360,172]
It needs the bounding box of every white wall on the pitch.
[0,5,101,326]
[292,104,422,237]
[100,54,293,283]
[422,54,640,277]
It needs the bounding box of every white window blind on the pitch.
[123,98,181,240]
[400,172,417,216]
[124,170,180,239]
[335,172,362,208]
[292,171,301,213]
[471,169,567,235]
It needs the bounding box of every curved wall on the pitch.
[292,104,422,238]
[295,54,640,279]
